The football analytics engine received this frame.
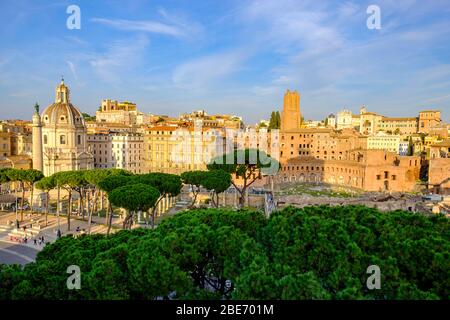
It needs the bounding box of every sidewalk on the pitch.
[0,203,190,250]
[0,211,121,250]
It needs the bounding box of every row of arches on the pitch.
[279,173,364,188]
[281,173,320,183]
[283,164,363,176]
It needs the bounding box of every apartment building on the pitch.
[87,132,144,174]
[144,125,226,175]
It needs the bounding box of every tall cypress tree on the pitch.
[268,111,281,129]
[275,111,281,129]
[408,136,414,156]
[268,111,276,129]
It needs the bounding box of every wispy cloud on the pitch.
[89,36,149,83]
[64,36,89,46]
[91,18,184,37]
[214,0,450,120]
[242,0,345,53]
[156,7,204,40]
[172,51,247,91]
[66,60,78,81]
[1,0,449,123]
[423,94,450,103]
[91,7,203,41]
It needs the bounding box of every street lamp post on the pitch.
[57,186,60,230]
[15,194,18,226]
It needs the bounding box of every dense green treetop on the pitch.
[53,170,88,190]
[202,170,232,195]
[84,169,132,187]
[97,174,136,193]
[208,149,279,177]
[1,205,448,300]
[136,173,182,198]
[180,171,206,189]
[5,169,44,185]
[109,184,160,213]
[207,149,279,207]
[23,169,44,185]
[0,168,12,184]
[5,169,25,183]
[35,176,56,192]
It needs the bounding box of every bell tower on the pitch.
[280,90,301,131]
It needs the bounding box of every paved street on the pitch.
[0,210,108,265]
[0,241,39,265]
[0,195,191,265]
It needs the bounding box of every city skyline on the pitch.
[0,0,449,306]
[1,0,450,124]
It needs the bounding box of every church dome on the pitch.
[41,79,85,127]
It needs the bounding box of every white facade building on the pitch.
[367,132,401,154]
[88,132,144,174]
[336,109,354,130]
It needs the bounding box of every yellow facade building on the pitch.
[377,117,418,135]
[144,125,225,175]
[0,132,11,157]
[367,133,401,154]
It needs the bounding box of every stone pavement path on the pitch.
[0,240,39,265]
[0,211,118,265]
[0,200,192,265]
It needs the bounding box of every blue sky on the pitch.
[0,0,449,124]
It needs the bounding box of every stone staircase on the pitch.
[0,224,15,235]
[7,226,41,242]
[1,217,44,242]
[174,199,190,208]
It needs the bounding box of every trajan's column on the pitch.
[32,103,43,172]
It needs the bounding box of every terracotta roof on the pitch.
[431,139,450,148]
[381,117,418,121]
[281,128,333,133]
[147,126,178,131]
